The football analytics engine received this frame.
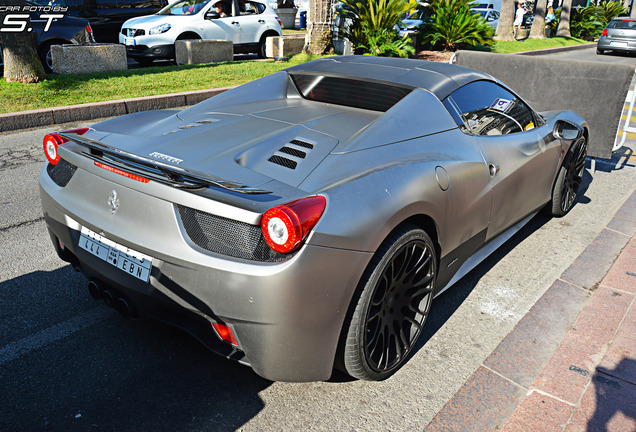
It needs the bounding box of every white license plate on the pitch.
[79,226,153,282]
[611,41,628,47]
[124,38,136,46]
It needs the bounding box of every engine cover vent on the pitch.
[289,139,314,149]
[268,155,298,169]
[279,146,306,159]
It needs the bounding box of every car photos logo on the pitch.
[0,4,68,33]
[150,152,184,165]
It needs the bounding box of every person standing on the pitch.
[514,2,525,39]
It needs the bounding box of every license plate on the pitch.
[611,41,628,47]
[124,38,136,46]
[79,226,153,282]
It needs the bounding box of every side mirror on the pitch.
[205,11,220,19]
[553,120,583,140]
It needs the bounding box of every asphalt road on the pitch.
[1,49,635,432]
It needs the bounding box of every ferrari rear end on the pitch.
[38,124,370,382]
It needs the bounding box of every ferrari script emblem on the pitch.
[108,190,119,215]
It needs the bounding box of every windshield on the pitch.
[158,0,212,15]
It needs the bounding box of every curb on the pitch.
[0,43,596,133]
[0,86,234,133]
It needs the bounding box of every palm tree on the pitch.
[0,0,45,83]
[529,0,548,38]
[556,0,573,37]
[306,0,335,54]
[495,0,516,41]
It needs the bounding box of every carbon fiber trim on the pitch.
[46,159,77,187]
[176,205,292,262]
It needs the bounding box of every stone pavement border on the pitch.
[0,86,235,133]
[424,190,636,432]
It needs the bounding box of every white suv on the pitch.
[120,0,282,64]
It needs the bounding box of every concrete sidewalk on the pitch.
[425,189,636,432]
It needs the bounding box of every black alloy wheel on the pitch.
[548,136,587,217]
[343,225,436,380]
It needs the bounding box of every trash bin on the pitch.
[299,11,307,29]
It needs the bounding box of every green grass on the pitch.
[467,36,591,53]
[0,53,320,114]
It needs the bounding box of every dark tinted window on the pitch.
[291,74,412,112]
[608,19,636,29]
[117,0,163,7]
[446,80,536,135]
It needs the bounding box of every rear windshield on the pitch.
[609,19,636,29]
[290,74,412,112]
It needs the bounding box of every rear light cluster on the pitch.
[261,195,326,254]
[601,29,608,36]
[43,128,89,165]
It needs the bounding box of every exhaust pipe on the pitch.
[115,296,137,319]
[88,280,102,300]
[101,289,115,307]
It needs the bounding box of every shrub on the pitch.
[339,0,415,58]
[421,0,494,51]
[597,0,628,23]
[549,5,605,39]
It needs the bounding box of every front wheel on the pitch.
[38,41,56,73]
[547,136,587,217]
[342,225,436,381]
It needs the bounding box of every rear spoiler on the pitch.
[59,132,272,195]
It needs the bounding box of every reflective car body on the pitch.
[472,7,500,29]
[119,0,282,62]
[597,17,636,55]
[39,56,588,382]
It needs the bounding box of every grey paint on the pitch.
[39,56,587,381]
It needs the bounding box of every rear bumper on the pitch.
[597,37,636,52]
[39,164,372,381]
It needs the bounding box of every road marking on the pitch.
[0,307,114,366]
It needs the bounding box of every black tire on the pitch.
[342,225,436,381]
[547,135,587,217]
[596,48,604,55]
[38,40,58,74]
[257,35,268,59]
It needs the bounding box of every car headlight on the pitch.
[149,23,171,35]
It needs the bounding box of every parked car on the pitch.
[396,9,430,37]
[119,0,282,63]
[0,2,95,73]
[597,16,636,55]
[28,0,166,43]
[39,56,588,382]
[472,7,500,29]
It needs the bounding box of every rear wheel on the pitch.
[38,40,60,73]
[342,225,436,381]
[547,136,587,217]
[596,48,604,55]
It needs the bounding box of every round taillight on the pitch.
[261,195,326,254]
[43,133,63,165]
[601,28,608,36]
[42,128,90,165]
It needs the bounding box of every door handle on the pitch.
[489,163,500,176]
[231,21,239,25]
[258,19,265,23]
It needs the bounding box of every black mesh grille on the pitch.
[279,146,306,159]
[289,139,314,149]
[47,159,77,187]
[121,28,145,36]
[176,205,291,262]
[268,155,297,169]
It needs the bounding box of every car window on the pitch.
[445,80,537,136]
[239,1,264,14]
[159,0,212,15]
[117,0,164,8]
[609,19,636,29]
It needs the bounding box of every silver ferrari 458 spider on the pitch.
[39,56,588,382]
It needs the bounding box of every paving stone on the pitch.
[600,235,636,294]
[483,280,589,387]
[568,372,636,432]
[502,390,574,432]
[597,302,636,386]
[424,367,525,432]
[560,229,631,291]
[607,191,636,236]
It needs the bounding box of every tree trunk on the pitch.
[530,0,547,39]
[495,0,516,41]
[306,0,334,54]
[0,0,46,83]
[556,0,572,37]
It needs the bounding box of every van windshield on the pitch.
[158,0,211,15]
